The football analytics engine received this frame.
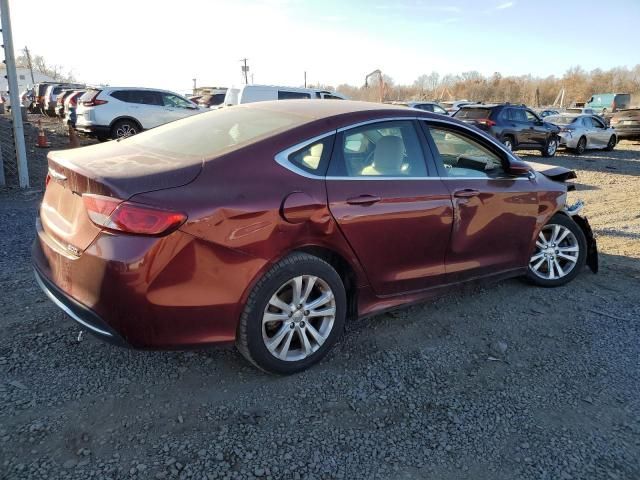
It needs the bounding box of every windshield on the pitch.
[454,108,492,119]
[123,105,308,158]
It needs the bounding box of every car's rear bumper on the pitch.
[75,123,110,137]
[32,218,249,349]
[612,126,640,138]
[33,265,129,347]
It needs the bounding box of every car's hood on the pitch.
[525,161,577,182]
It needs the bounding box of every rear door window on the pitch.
[328,121,428,177]
[111,90,131,102]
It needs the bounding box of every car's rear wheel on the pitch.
[526,214,587,287]
[237,253,346,374]
[502,135,514,151]
[605,135,616,151]
[575,136,587,155]
[111,119,140,140]
[542,136,558,157]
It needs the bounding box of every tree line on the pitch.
[328,65,640,107]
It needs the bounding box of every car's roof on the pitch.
[238,99,435,123]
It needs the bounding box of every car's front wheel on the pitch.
[237,253,346,374]
[526,214,587,287]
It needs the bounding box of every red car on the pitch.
[33,100,598,373]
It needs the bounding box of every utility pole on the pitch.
[240,58,249,84]
[1,0,29,188]
[192,77,196,94]
[304,71,307,88]
[23,46,34,85]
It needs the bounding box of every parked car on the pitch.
[609,108,640,139]
[198,90,228,109]
[538,109,560,118]
[544,114,617,154]
[63,90,85,126]
[43,83,84,116]
[440,100,476,114]
[20,89,34,110]
[75,87,203,140]
[33,82,59,113]
[55,89,80,118]
[33,100,597,373]
[585,93,631,114]
[386,101,448,115]
[223,85,346,106]
[453,103,560,156]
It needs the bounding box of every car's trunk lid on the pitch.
[41,141,203,253]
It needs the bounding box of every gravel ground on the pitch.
[1,121,639,479]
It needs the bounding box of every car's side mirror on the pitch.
[507,160,531,176]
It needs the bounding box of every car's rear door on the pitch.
[127,90,166,129]
[421,120,539,283]
[326,119,453,295]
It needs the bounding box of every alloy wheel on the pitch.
[577,137,586,154]
[262,275,336,362]
[529,224,579,280]
[504,139,513,151]
[547,138,558,155]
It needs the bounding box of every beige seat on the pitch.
[361,136,404,176]
[301,143,323,170]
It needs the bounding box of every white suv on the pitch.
[76,87,203,140]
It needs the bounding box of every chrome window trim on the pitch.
[273,115,533,182]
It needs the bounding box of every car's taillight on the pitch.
[477,118,496,127]
[83,98,108,106]
[82,90,107,107]
[83,194,187,236]
[45,173,51,188]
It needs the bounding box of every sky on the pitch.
[9,0,640,94]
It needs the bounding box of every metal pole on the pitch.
[24,46,34,85]
[304,71,306,88]
[1,0,29,188]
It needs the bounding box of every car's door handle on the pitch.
[453,189,480,198]
[346,195,381,205]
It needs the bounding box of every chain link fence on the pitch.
[0,112,65,190]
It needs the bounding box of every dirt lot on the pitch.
[1,121,639,479]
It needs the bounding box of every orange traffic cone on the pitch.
[69,125,80,148]
[35,120,50,148]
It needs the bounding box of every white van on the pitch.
[223,85,346,106]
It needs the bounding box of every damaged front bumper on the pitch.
[564,200,599,273]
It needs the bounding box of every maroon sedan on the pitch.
[33,100,597,373]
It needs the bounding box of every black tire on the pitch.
[542,135,558,157]
[110,119,140,140]
[605,135,616,151]
[502,135,515,152]
[236,253,347,374]
[525,214,587,287]
[575,136,587,155]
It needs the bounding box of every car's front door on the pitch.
[326,120,454,296]
[525,109,548,147]
[161,93,200,122]
[422,121,539,283]
[588,116,609,146]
